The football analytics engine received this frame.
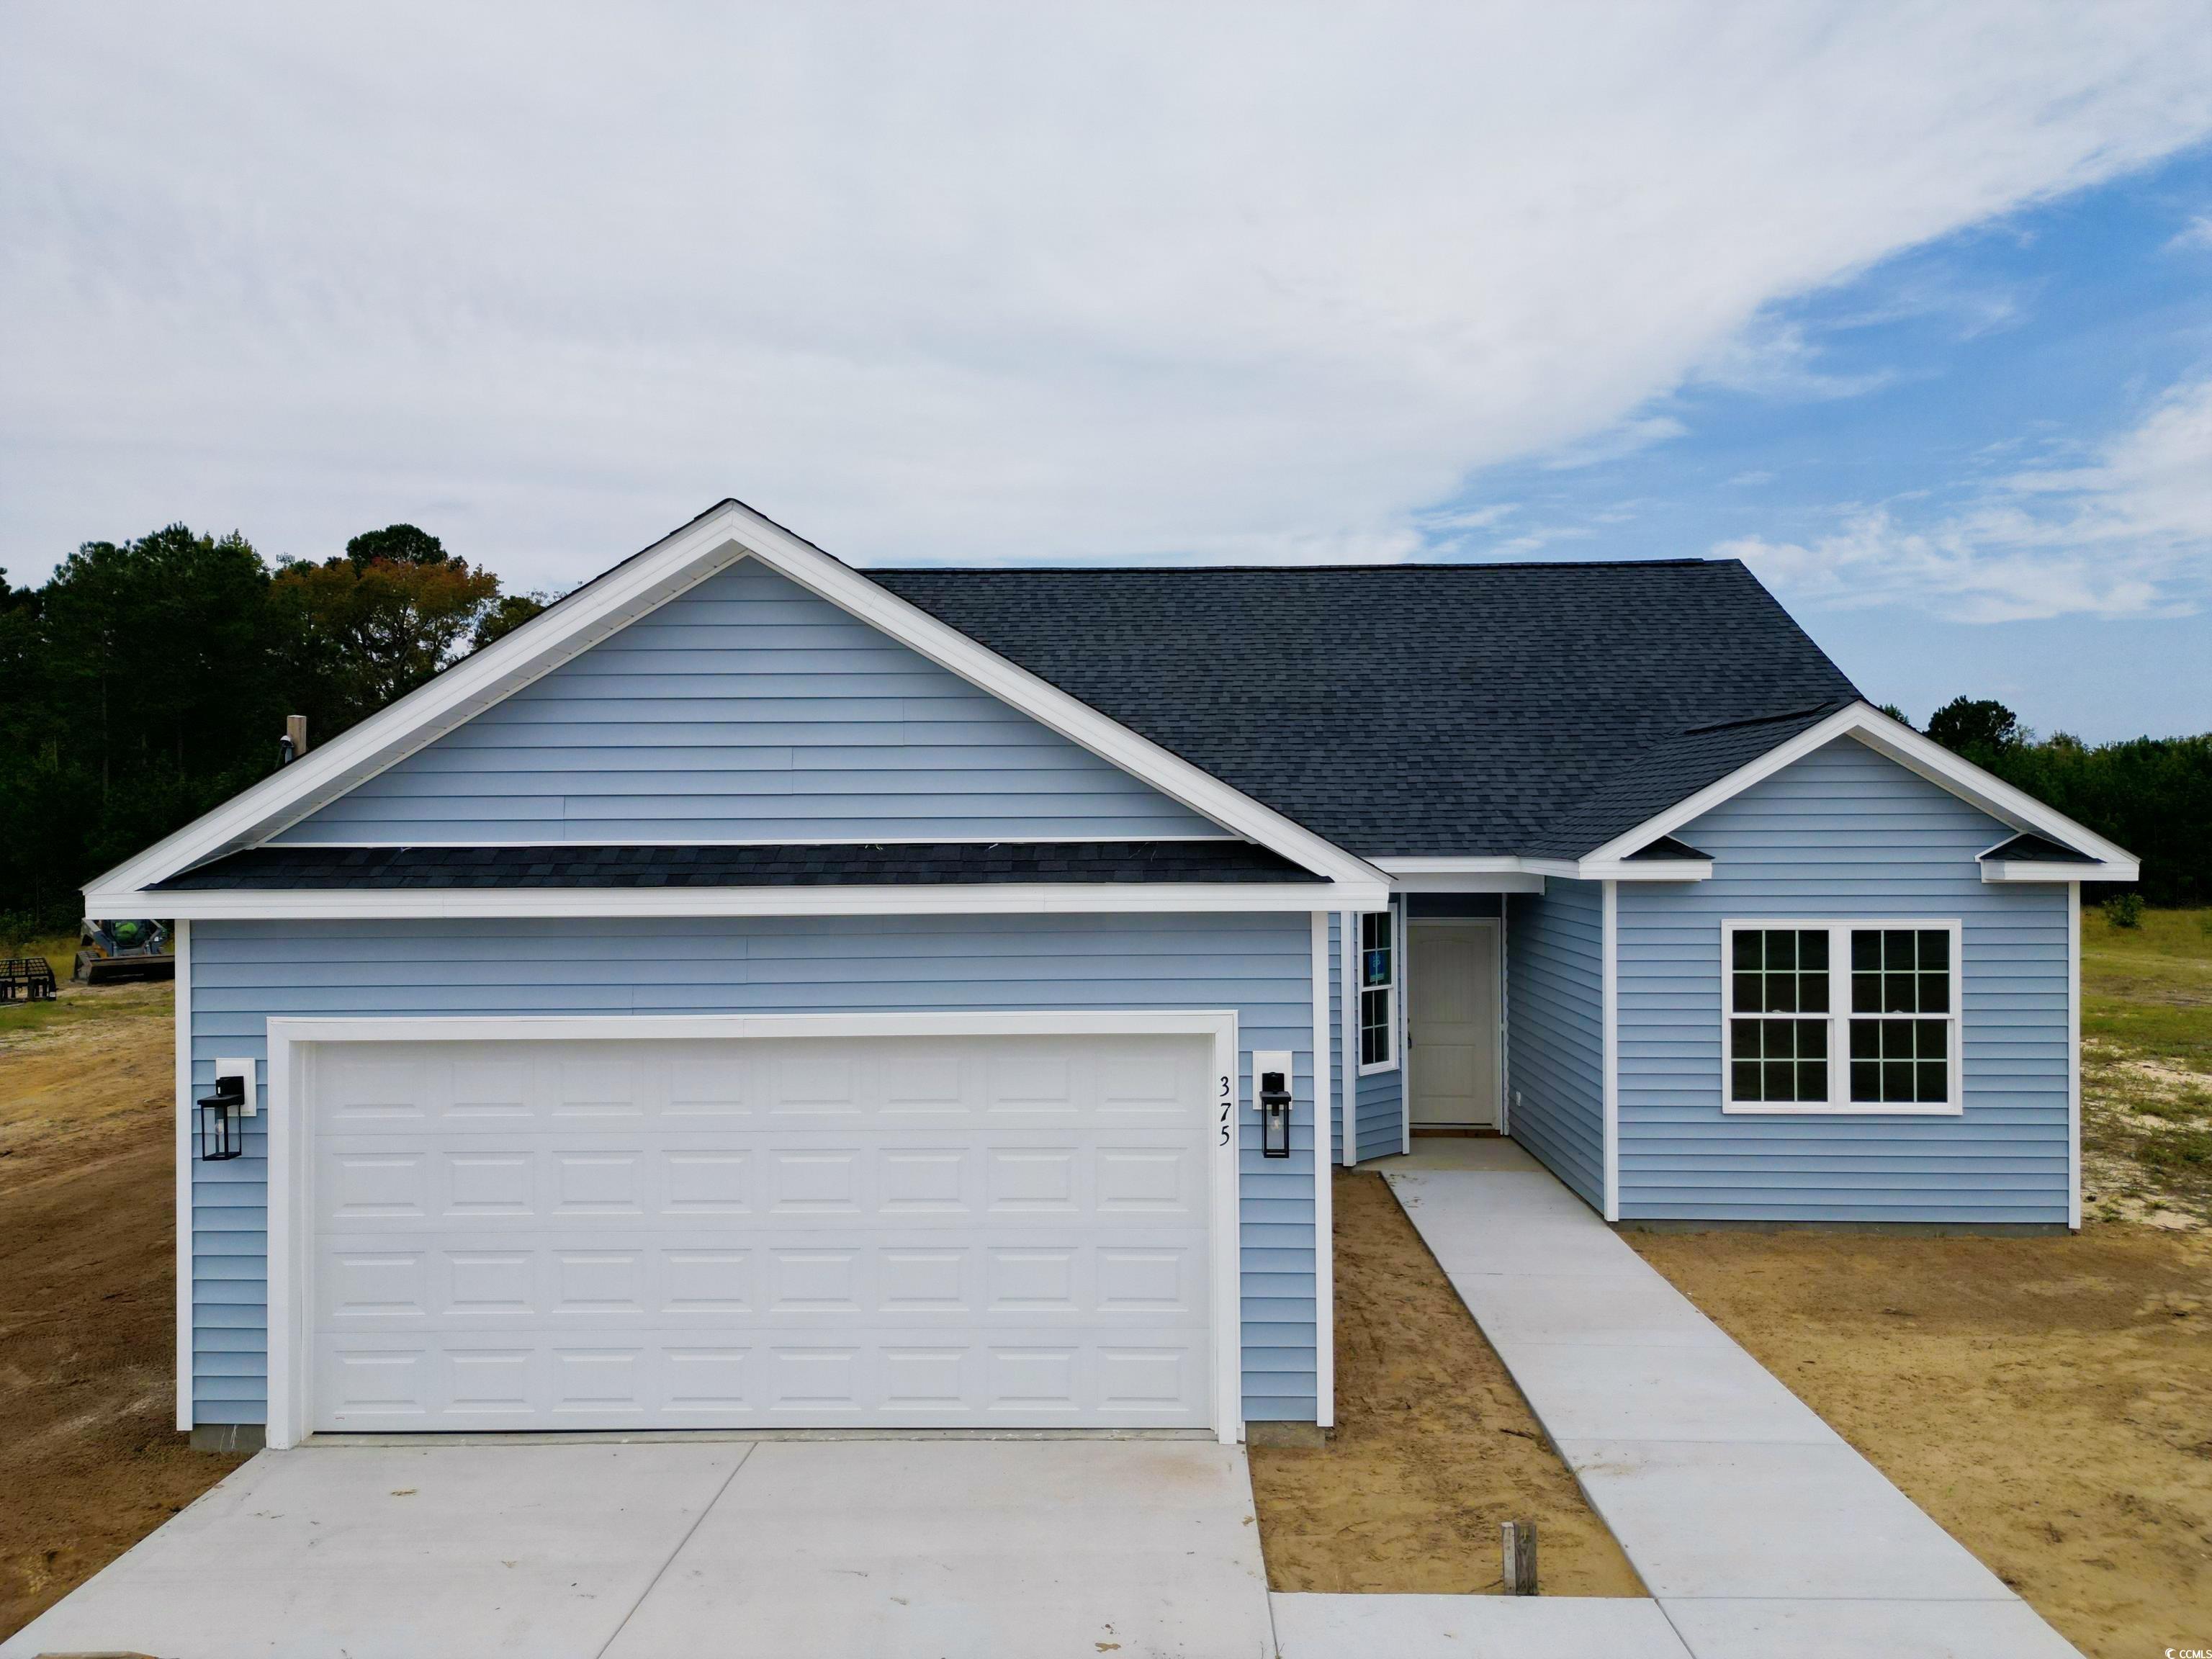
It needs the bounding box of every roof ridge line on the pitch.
[866,558,1720,574]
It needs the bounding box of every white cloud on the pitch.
[1,4,2210,585]
[1717,377,2212,621]
[1691,320,1899,401]
[2170,213,2212,250]
[1539,415,1689,471]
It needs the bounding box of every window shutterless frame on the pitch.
[1719,919,1964,1115]
[1357,909,1398,1074]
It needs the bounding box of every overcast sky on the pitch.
[4,4,2210,739]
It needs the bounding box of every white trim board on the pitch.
[172,920,193,1431]
[1375,861,1549,894]
[261,1009,1246,1451]
[1584,704,2138,880]
[1395,896,1412,1156]
[1339,911,1357,1169]
[2068,884,2082,1232]
[1310,912,1334,1429]
[1601,880,1619,1223]
[89,500,1385,904]
[1983,858,2109,884]
[98,880,1385,922]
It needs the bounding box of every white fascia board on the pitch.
[1982,859,2134,884]
[90,499,1382,901]
[95,880,1388,922]
[1583,702,2140,871]
[1387,871,1549,894]
[1375,858,1549,894]
[1575,858,1712,882]
[1376,857,1532,874]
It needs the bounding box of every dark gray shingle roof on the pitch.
[158,841,1320,891]
[868,561,1861,859]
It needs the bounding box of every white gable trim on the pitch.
[1583,703,2139,881]
[99,881,1384,922]
[87,500,1384,902]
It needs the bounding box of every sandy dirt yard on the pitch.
[1247,1169,1645,1596]
[0,981,246,1639]
[1630,1225,2212,1658]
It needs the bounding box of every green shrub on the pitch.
[2104,891,2146,930]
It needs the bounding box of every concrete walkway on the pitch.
[1,1438,1272,1659]
[1272,1591,1694,1658]
[1384,1161,2085,1659]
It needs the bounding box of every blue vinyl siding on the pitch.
[1617,735,2072,1223]
[185,912,1321,1425]
[275,559,1220,845]
[1503,879,1606,1210]
[1354,1067,1403,1162]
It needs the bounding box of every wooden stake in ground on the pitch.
[1502,1519,1538,1595]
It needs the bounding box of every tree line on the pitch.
[1915,698,2208,908]
[0,523,547,933]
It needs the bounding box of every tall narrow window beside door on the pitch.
[1359,910,1397,1071]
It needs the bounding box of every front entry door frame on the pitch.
[1406,917,1503,1135]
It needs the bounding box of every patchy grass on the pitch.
[2082,907,2212,1228]
[2082,905,2212,1071]
[0,935,83,1039]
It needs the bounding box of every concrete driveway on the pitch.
[1,1437,1273,1659]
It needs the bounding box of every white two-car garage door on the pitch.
[307,1027,1220,1434]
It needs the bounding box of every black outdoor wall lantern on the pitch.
[1259,1068,1292,1159]
[198,1072,246,1161]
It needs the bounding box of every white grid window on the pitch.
[1359,910,1397,1072]
[1722,920,1961,1115]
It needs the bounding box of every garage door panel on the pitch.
[321,1133,1201,1231]
[317,1321,1215,1430]
[309,1032,1215,1431]
[318,1036,1211,1133]
[323,1232,1205,1327]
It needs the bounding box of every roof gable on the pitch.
[88,502,1382,907]
[1581,706,2136,880]
[272,559,1223,847]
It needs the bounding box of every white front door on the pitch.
[1408,920,1501,1130]
[307,1030,1215,1432]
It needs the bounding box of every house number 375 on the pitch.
[1219,1075,1233,1145]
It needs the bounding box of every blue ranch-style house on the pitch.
[89,500,2136,1451]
